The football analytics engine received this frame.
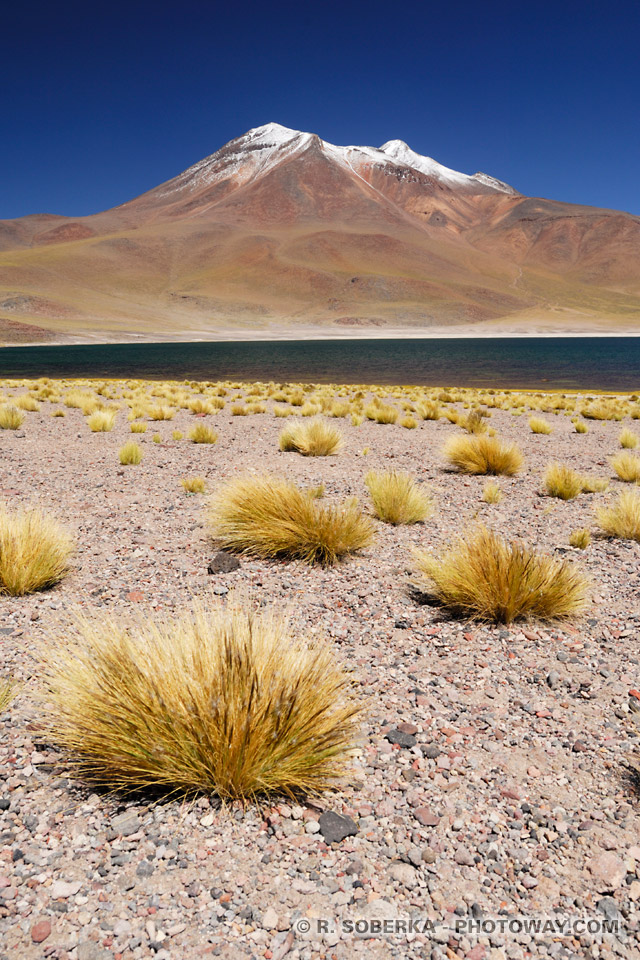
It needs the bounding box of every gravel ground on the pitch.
[1,382,640,960]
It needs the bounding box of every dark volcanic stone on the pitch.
[384,728,417,748]
[208,551,241,574]
[318,811,358,844]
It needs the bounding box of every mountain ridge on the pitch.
[0,123,639,344]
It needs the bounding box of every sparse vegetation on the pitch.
[279,419,343,457]
[544,463,584,500]
[0,405,25,429]
[482,481,502,504]
[209,476,374,566]
[364,403,398,424]
[574,420,589,434]
[412,525,589,623]
[569,528,591,549]
[611,451,640,483]
[529,417,553,434]
[172,430,184,440]
[365,470,432,525]
[119,441,143,465]
[87,409,117,432]
[444,434,523,476]
[596,490,640,541]
[130,421,147,433]
[0,507,73,596]
[188,424,218,444]
[40,600,362,800]
[620,428,638,449]
[181,476,206,494]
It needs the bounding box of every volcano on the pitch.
[1,122,639,343]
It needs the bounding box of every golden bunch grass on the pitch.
[188,424,218,444]
[544,463,584,500]
[365,471,432,525]
[569,528,591,549]
[611,451,640,483]
[274,405,293,417]
[597,490,640,541]
[38,599,362,800]
[400,415,417,429]
[529,417,553,434]
[364,403,399,424]
[574,420,589,434]
[581,401,623,421]
[444,434,523,476]
[188,398,215,415]
[0,507,73,596]
[152,433,162,444]
[172,430,184,440]
[0,405,25,429]
[13,394,40,411]
[181,476,206,494]
[300,402,321,417]
[351,413,364,427]
[209,476,374,566]
[412,525,589,624]
[279,419,343,457]
[51,408,65,418]
[147,405,175,421]
[620,428,639,449]
[416,400,441,420]
[580,476,609,494]
[307,484,325,499]
[482,481,502,504]
[329,401,351,418]
[87,409,117,432]
[0,678,17,712]
[459,410,487,434]
[231,404,249,416]
[119,441,143,465]
[130,421,147,433]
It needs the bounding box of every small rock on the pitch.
[588,852,627,891]
[318,811,358,844]
[384,728,416,748]
[208,551,241,574]
[51,879,82,899]
[414,807,440,827]
[454,846,475,867]
[136,860,154,878]
[422,744,441,759]
[262,906,279,930]
[31,919,52,943]
[388,861,417,887]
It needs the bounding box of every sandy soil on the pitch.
[1,383,640,960]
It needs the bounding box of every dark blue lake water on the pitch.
[0,338,638,391]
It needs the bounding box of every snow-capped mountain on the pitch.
[0,122,639,343]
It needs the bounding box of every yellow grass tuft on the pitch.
[620,428,638,449]
[365,471,432,525]
[51,408,66,418]
[181,476,206,494]
[482,481,502,504]
[596,490,640,541]
[611,451,640,483]
[119,441,143,465]
[13,394,40,411]
[188,424,218,444]
[459,410,487,434]
[580,476,609,494]
[87,409,117,432]
[279,419,343,457]
[147,405,175,421]
[0,507,73,596]
[152,433,162,444]
[130,421,147,433]
[412,525,589,624]
[172,430,184,440]
[581,401,623,421]
[351,413,364,426]
[544,463,584,500]
[0,678,17,712]
[416,400,441,420]
[209,476,374,566]
[573,419,589,433]
[400,415,417,429]
[569,528,591,549]
[39,599,362,800]
[529,417,553,434]
[364,403,399,424]
[444,434,523,476]
[0,405,25,429]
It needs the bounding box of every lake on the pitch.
[0,338,639,391]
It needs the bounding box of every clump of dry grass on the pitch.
[611,452,640,483]
[0,678,17,712]
[412,525,589,624]
[39,599,362,800]
[417,400,441,420]
[14,394,40,412]
[87,409,117,432]
[365,471,432,525]
[152,433,162,444]
[459,410,487,434]
[569,528,591,549]
[596,490,640,541]
[573,420,589,434]
[172,430,184,440]
[119,441,143,465]
[620,428,638,449]
[400,415,417,429]
[0,507,73,596]
[364,403,398,424]
[544,463,584,500]
[580,476,609,494]
[444,434,523,476]
[209,476,374,566]
[147,405,175,421]
[130,421,147,433]
[188,424,218,444]
[581,401,623,421]
[181,476,206,494]
[279,419,343,457]
[529,417,553,434]
[482,481,502,504]
[351,413,364,427]
[231,404,249,416]
[0,405,25,429]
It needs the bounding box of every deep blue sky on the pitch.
[2,0,639,219]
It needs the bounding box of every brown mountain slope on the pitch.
[0,123,639,343]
